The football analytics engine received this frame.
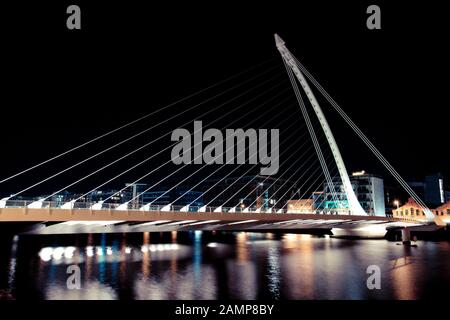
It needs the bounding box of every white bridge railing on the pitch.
[0,199,349,215]
[0,199,426,223]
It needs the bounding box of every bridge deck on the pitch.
[0,207,419,223]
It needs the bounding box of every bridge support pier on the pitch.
[401,227,411,245]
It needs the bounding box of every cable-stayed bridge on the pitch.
[0,35,444,237]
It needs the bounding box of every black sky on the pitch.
[0,0,448,197]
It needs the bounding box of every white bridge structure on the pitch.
[0,35,444,237]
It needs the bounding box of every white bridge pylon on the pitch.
[275,34,366,216]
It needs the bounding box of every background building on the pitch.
[142,187,203,207]
[425,173,446,206]
[407,173,446,207]
[392,197,427,219]
[287,199,314,213]
[318,171,385,216]
[87,189,126,203]
[393,197,450,220]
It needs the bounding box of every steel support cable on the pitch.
[224,132,321,210]
[293,58,433,216]
[99,92,295,205]
[275,151,334,210]
[170,102,300,207]
[284,60,338,203]
[130,102,302,207]
[71,89,293,203]
[261,140,330,208]
[283,60,339,204]
[12,70,284,198]
[251,148,334,210]
[242,152,321,210]
[205,121,314,207]
[199,123,313,208]
[0,59,275,185]
[42,82,290,203]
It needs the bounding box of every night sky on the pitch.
[0,1,448,198]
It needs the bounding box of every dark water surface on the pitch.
[1,231,450,300]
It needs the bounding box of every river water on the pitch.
[1,231,450,300]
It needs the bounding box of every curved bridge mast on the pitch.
[275,34,366,216]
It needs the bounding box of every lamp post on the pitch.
[394,200,399,209]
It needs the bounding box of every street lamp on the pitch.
[393,200,399,209]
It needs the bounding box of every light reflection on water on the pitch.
[1,231,450,300]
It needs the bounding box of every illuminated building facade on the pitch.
[393,197,450,219]
[318,171,386,216]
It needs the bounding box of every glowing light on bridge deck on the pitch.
[0,196,10,208]
[165,220,197,226]
[61,200,75,209]
[187,220,220,226]
[116,202,129,211]
[227,220,258,226]
[91,201,104,210]
[139,220,170,226]
[27,200,44,209]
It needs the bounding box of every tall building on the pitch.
[319,171,386,216]
[425,173,445,206]
[407,173,446,207]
